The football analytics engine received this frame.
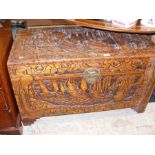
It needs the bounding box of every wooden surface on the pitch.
[0,20,22,134]
[26,19,77,29]
[71,19,155,34]
[8,27,155,64]
[7,27,155,125]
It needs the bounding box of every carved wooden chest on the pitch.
[7,27,155,125]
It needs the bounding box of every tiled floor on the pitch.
[23,102,155,135]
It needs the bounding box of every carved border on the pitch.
[8,58,149,77]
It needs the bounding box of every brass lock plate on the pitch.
[83,68,100,84]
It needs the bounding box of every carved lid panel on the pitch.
[8,27,155,65]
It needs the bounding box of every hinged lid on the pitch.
[8,27,155,65]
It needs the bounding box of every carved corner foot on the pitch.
[132,105,146,113]
[22,117,36,126]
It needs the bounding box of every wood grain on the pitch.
[0,20,22,134]
[26,19,77,29]
[71,19,155,34]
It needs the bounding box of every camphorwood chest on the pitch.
[7,27,155,125]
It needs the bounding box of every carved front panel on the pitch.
[8,57,154,120]
[29,74,143,106]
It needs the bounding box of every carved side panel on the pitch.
[132,58,155,112]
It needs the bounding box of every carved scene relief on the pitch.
[8,27,155,64]
[27,74,143,107]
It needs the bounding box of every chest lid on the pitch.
[8,27,155,65]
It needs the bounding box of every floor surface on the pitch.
[23,102,155,135]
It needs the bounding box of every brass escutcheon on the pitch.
[83,68,100,84]
[35,65,44,72]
